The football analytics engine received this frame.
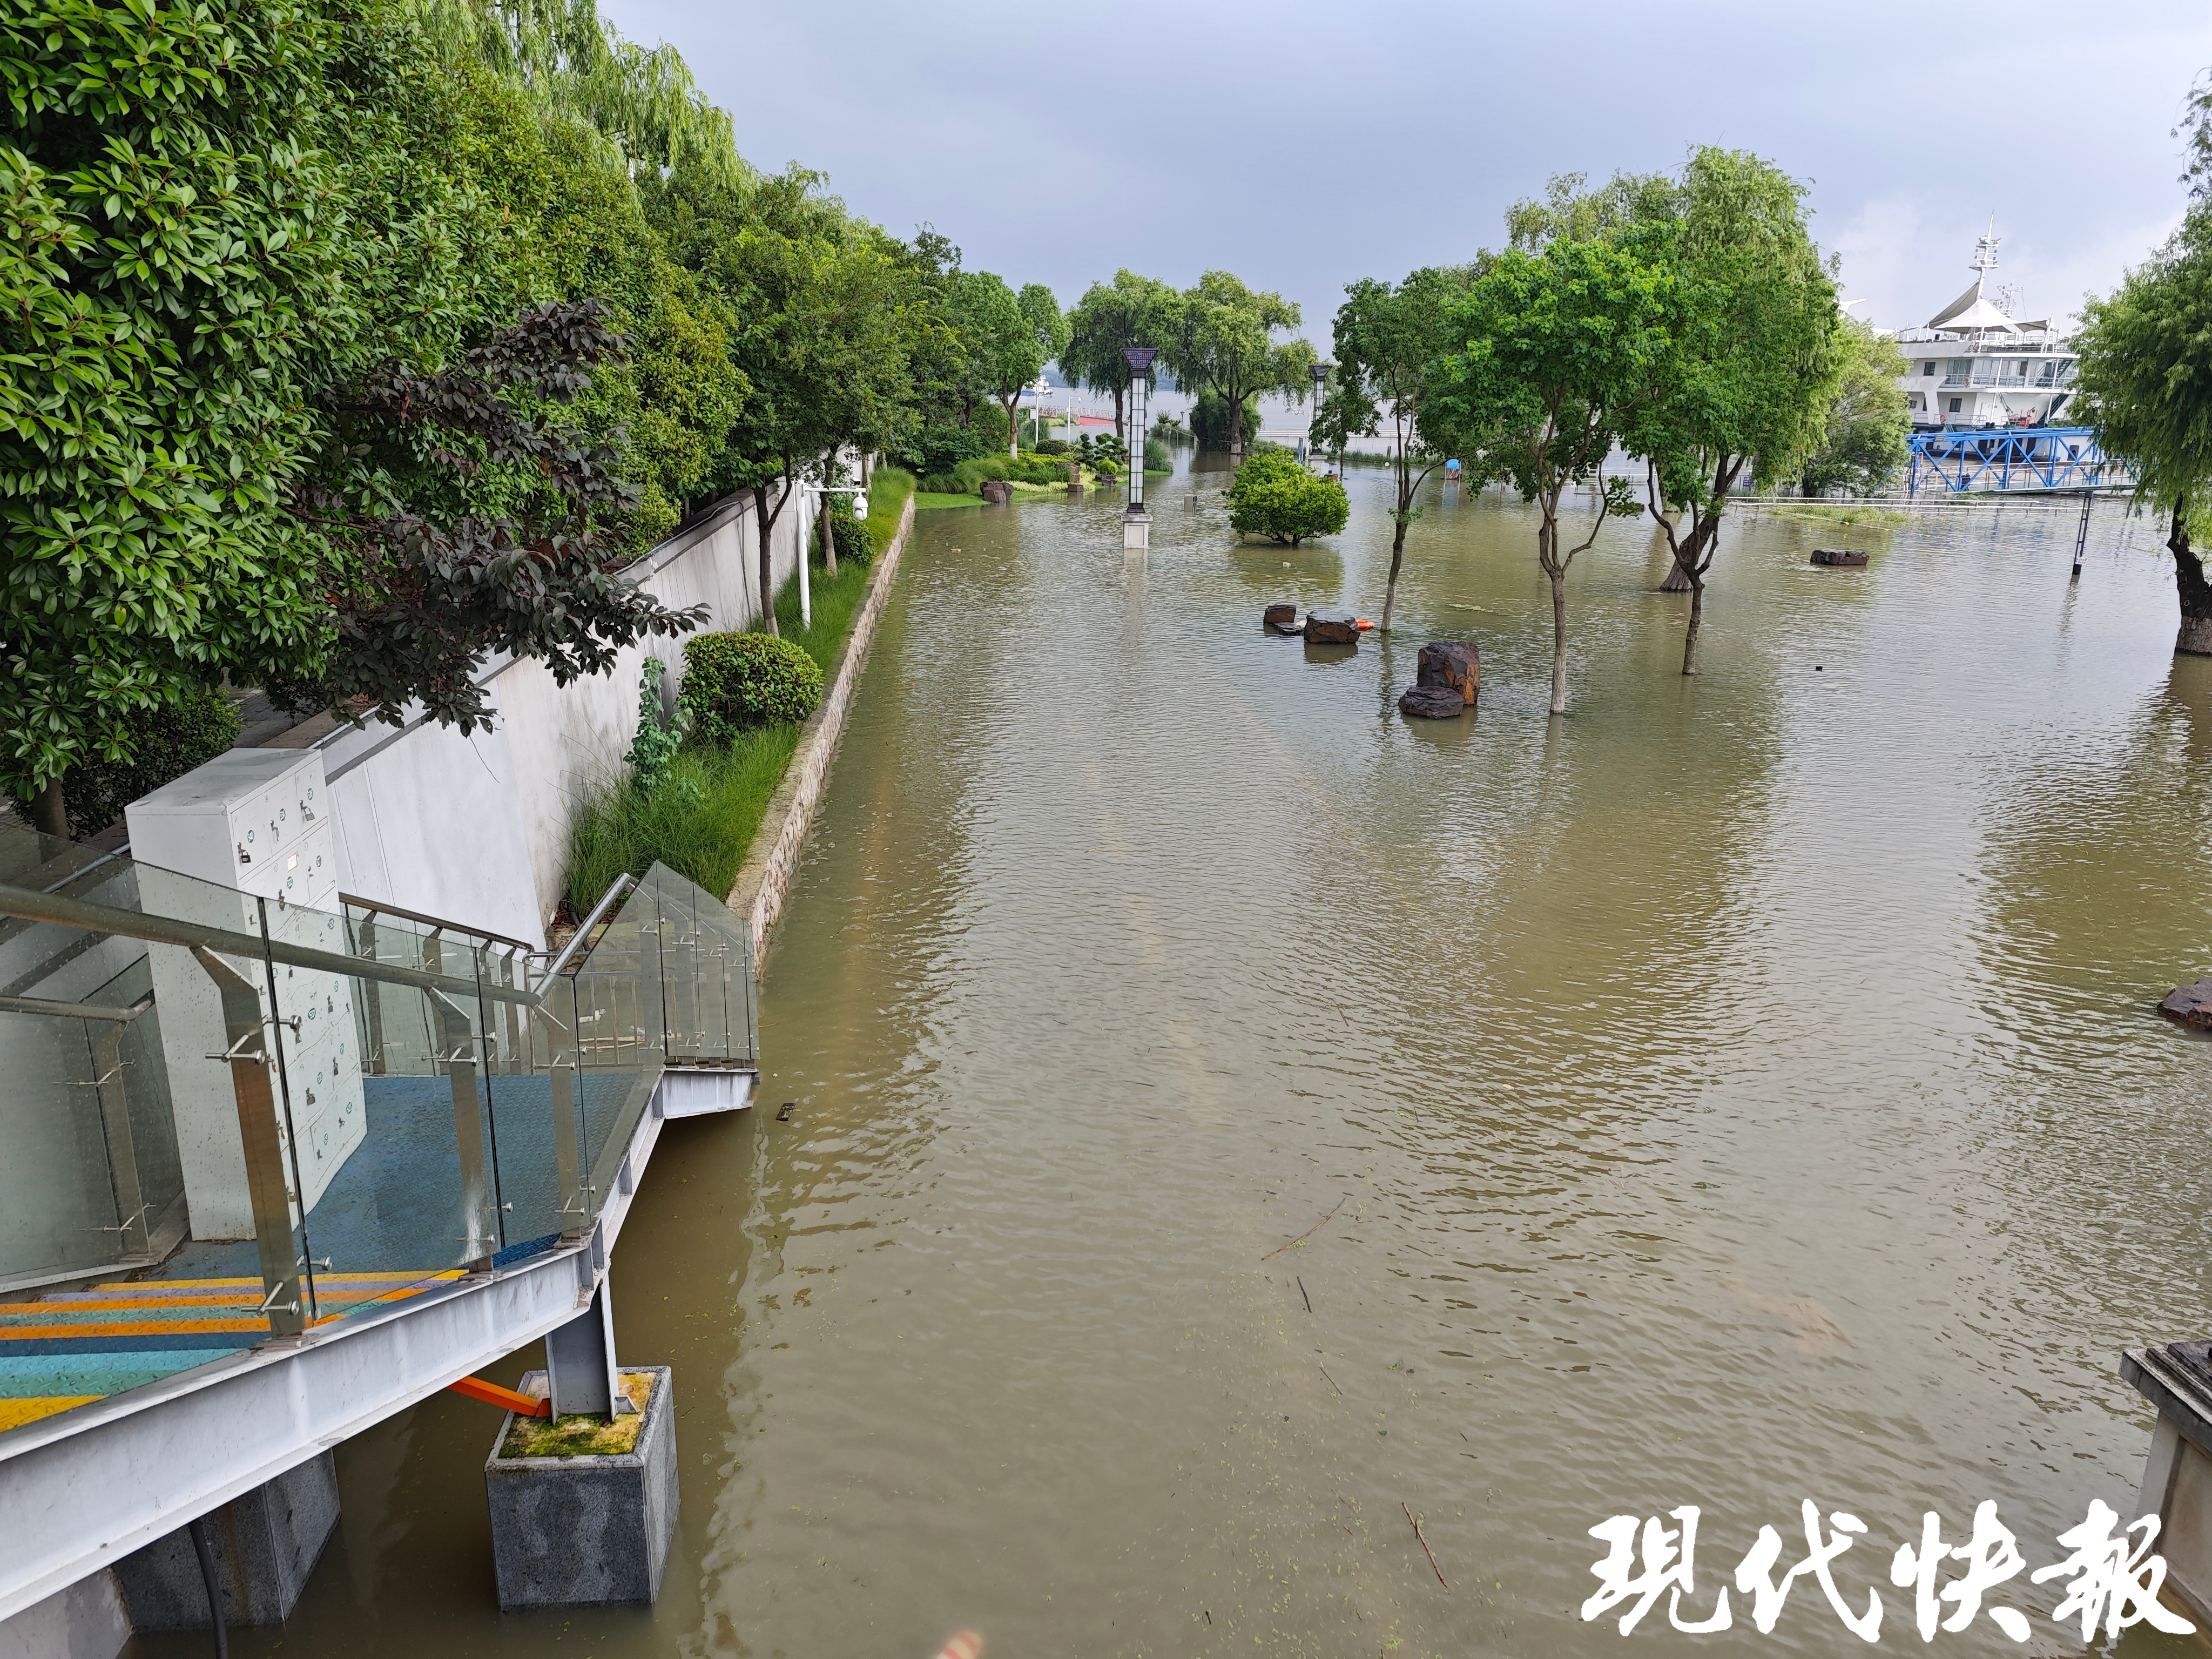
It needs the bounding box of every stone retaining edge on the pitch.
[724,490,915,978]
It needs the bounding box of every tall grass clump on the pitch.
[564,729,799,913]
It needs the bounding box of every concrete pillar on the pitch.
[1122,510,1150,551]
[111,1451,339,1630]
[485,1366,678,1608]
[546,1281,626,1418]
[2121,1343,2212,1624]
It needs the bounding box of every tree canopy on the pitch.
[1063,271,1181,442]
[1165,272,1315,465]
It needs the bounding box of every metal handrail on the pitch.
[0,882,539,1008]
[543,873,637,979]
[0,993,153,1024]
[339,892,541,957]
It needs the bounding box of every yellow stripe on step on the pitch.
[0,1397,99,1431]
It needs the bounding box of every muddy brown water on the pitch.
[130,460,2212,1659]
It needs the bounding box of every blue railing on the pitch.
[1906,427,2127,495]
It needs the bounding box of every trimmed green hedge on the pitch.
[1226,450,1350,546]
[679,632,824,742]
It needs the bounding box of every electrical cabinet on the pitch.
[127,751,367,1239]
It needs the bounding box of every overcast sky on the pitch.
[604,0,2211,346]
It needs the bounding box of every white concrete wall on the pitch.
[312,487,806,948]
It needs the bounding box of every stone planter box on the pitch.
[484,1366,678,1609]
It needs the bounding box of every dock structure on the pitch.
[0,811,754,1647]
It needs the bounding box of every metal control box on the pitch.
[127,750,367,1238]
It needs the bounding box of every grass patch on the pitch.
[866,466,915,556]
[500,1372,656,1459]
[1763,502,1912,528]
[915,490,984,510]
[564,512,899,912]
[565,726,798,913]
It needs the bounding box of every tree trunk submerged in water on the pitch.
[2174,507,2212,657]
[1549,569,1569,715]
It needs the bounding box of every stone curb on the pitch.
[723,490,915,978]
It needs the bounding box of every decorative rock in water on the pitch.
[1264,603,1299,634]
[1303,608,1359,645]
[2158,979,2212,1030]
[1398,685,1468,719]
[979,479,1013,504]
[1810,548,1869,567]
[1417,640,1480,706]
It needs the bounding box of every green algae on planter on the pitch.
[499,1370,655,1459]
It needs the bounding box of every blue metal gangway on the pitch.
[1905,426,2127,496]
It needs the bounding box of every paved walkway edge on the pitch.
[724,491,915,979]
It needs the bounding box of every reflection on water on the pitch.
[132,463,2209,1659]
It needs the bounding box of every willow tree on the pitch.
[1432,229,1676,715]
[1165,272,1315,468]
[1063,271,1181,443]
[2074,201,2212,653]
[1624,149,1842,675]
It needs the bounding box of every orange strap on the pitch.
[448,1375,551,1417]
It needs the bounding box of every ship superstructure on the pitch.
[1894,228,2076,431]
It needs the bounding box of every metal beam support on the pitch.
[545,1280,625,1419]
[189,949,307,1340]
[90,1022,149,1260]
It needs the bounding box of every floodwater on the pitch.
[133,460,2212,1659]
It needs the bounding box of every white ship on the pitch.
[1893,228,2076,431]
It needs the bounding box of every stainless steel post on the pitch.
[191,948,308,1339]
[430,990,499,1270]
[90,1020,149,1259]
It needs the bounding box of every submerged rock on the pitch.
[1399,685,1468,719]
[1810,548,1869,568]
[1417,640,1480,705]
[979,479,1012,504]
[2159,979,2212,1030]
[1264,603,1299,634]
[1303,608,1359,645]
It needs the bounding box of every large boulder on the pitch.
[1417,640,1480,705]
[2159,979,2212,1030]
[1399,685,1467,719]
[1303,608,1359,645]
[1810,548,1869,568]
[1263,603,1299,634]
[979,478,1012,504]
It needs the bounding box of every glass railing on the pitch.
[0,832,752,1436]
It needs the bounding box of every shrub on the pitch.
[829,500,871,567]
[623,658,691,796]
[1033,437,1069,456]
[1144,436,1172,473]
[892,421,990,476]
[679,632,824,742]
[62,683,241,835]
[1226,450,1350,546]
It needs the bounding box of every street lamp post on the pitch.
[1122,346,1156,550]
[1310,361,1333,475]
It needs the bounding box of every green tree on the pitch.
[1432,230,1677,714]
[1321,266,1483,632]
[2073,199,2212,654]
[1165,272,1316,468]
[1,0,350,833]
[960,275,1067,461]
[1063,271,1181,443]
[1797,316,1910,499]
[1623,148,1843,675]
[1225,450,1348,546]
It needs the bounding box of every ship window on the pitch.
[1948,397,1962,413]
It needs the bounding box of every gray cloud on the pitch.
[605,0,2211,340]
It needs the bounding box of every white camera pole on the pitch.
[794,482,869,631]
